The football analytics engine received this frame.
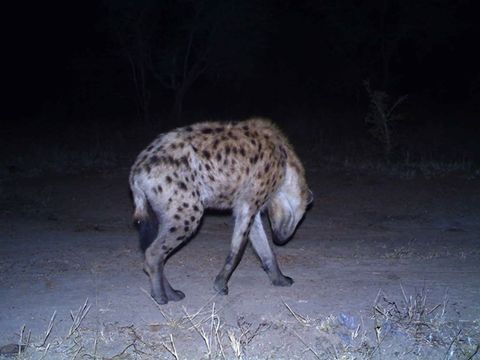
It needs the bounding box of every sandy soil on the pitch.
[0,166,479,359]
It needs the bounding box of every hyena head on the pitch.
[268,161,313,245]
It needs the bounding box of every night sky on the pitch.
[3,0,480,168]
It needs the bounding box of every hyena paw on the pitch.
[168,289,186,302]
[272,275,294,287]
[213,277,229,295]
[151,292,169,305]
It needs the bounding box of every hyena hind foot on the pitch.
[149,285,185,304]
[213,275,229,295]
[271,275,294,287]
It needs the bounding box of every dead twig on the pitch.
[67,299,91,338]
[292,330,321,359]
[283,300,311,326]
[443,329,462,360]
[162,334,179,360]
[38,310,56,348]
[466,344,479,360]
[38,343,51,360]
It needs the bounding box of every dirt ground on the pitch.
[1,166,479,359]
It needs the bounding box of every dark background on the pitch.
[3,0,479,176]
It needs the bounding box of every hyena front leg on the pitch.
[214,202,257,295]
[250,213,293,286]
[145,203,204,304]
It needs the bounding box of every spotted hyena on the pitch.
[129,118,312,304]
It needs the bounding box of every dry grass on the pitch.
[5,286,479,359]
[282,286,480,359]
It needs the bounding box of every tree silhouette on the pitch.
[106,0,270,122]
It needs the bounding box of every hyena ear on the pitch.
[307,189,314,206]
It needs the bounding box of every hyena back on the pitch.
[129,118,312,304]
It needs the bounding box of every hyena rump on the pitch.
[129,118,312,304]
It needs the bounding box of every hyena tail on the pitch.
[131,182,159,251]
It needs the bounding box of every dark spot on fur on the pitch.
[170,143,177,150]
[202,150,211,159]
[183,202,189,208]
[192,145,198,152]
[213,139,220,149]
[193,205,200,212]
[157,185,163,193]
[176,235,186,241]
[265,164,271,173]
[178,182,187,191]
[144,164,151,173]
[178,142,185,148]
[147,145,154,151]
[150,155,159,164]
[174,214,180,220]
[181,156,189,167]
[169,227,177,233]
[208,175,215,182]
[225,145,231,155]
[185,126,193,132]
[201,128,213,134]
[227,131,238,140]
[232,147,238,155]
[214,127,223,133]
[166,175,172,183]
[184,220,190,225]
[184,226,190,232]
[205,163,211,171]
[177,206,183,212]
[216,152,222,161]
[190,215,196,222]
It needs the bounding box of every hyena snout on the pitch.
[268,188,313,246]
[268,198,302,246]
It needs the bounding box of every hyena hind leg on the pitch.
[144,232,184,304]
[249,213,293,287]
[144,207,203,304]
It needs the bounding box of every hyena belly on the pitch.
[129,118,311,304]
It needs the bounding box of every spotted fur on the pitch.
[129,118,312,304]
